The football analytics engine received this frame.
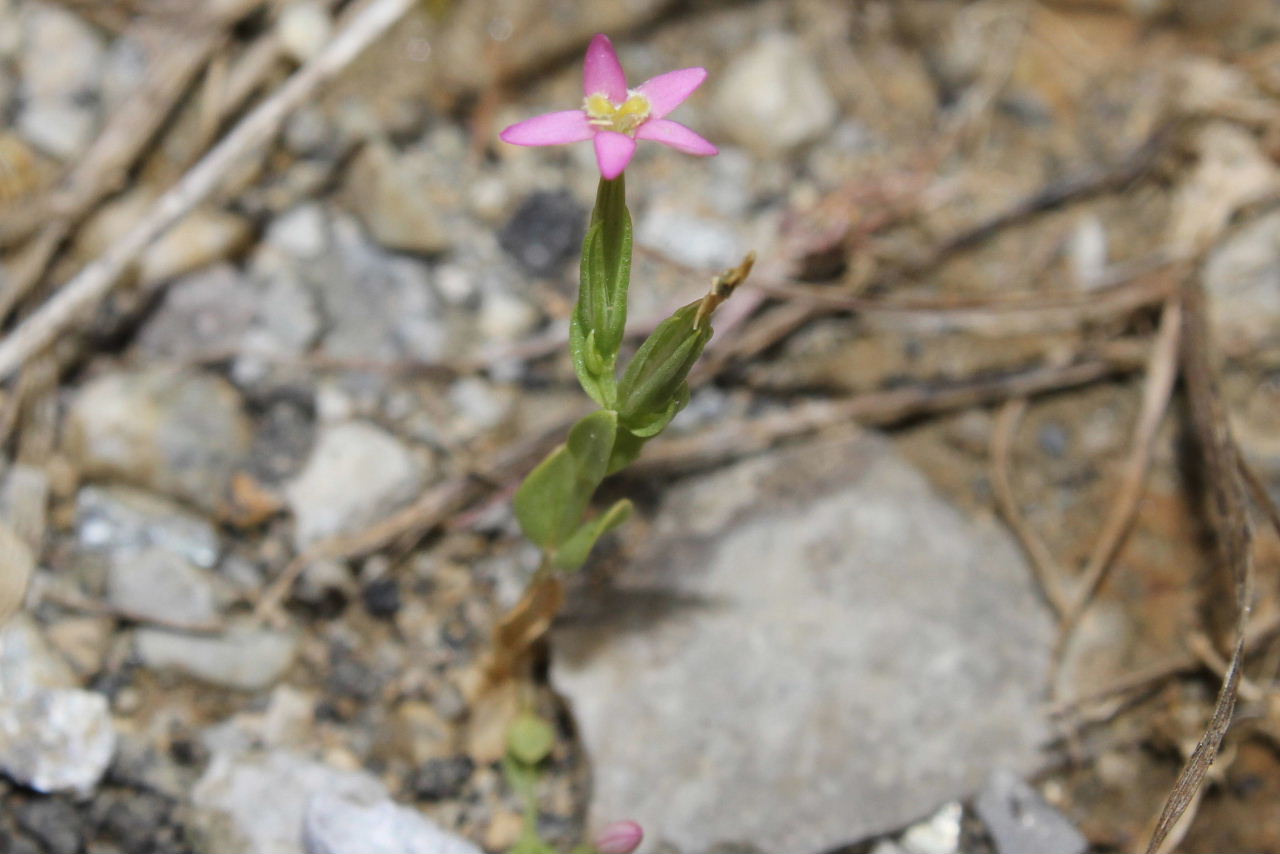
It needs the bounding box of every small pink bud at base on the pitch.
[594,819,644,854]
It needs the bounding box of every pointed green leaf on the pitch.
[513,444,576,550]
[570,177,631,403]
[552,499,632,570]
[514,410,618,549]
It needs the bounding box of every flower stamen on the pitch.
[584,91,652,136]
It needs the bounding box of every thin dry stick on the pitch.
[0,0,414,381]
[990,398,1072,617]
[0,5,263,317]
[1054,297,1183,685]
[1144,276,1255,854]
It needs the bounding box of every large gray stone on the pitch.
[64,368,252,515]
[192,749,383,854]
[552,432,1053,854]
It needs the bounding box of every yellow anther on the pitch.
[584,91,652,135]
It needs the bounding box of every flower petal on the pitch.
[499,110,594,146]
[594,130,636,180]
[636,67,708,119]
[635,119,718,156]
[583,34,628,103]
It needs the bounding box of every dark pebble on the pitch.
[410,754,475,801]
[362,577,401,619]
[498,191,586,278]
[13,798,84,854]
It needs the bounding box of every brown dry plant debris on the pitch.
[1143,275,1256,854]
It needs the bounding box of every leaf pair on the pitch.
[513,410,632,570]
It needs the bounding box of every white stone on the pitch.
[0,614,76,701]
[478,288,540,342]
[279,0,332,64]
[106,547,220,629]
[1203,208,1280,355]
[0,688,115,794]
[77,485,221,568]
[302,789,482,854]
[267,204,330,259]
[713,34,837,155]
[285,421,424,548]
[553,432,1053,854]
[637,204,745,270]
[135,625,296,691]
[193,750,384,854]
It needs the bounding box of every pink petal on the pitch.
[635,119,718,156]
[583,34,627,103]
[595,820,644,854]
[593,130,636,179]
[636,67,708,118]
[499,110,594,146]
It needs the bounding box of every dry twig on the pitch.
[0,0,415,381]
[990,398,1072,617]
[1144,275,1255,854]
[1053,297,1183,689]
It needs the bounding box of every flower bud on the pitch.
[594,819,644,854]
[615,302,709,434]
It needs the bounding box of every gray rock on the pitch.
[344,143,450,255]
[552,432,1053,854]
[134,264,258,360]
[713,34,837,155]
[135,624,296,691]
[1203,208,1280,353]
[267,204,330,260]
[974,770,1087,854]
[77,485,221,568]
[13,797,85,854]
[192,749,386,854]
[64,368,252,515]
[2,463,50,550]
[306,216,448,364]
[0,688,116,794]
[637,203,745,270]
[0,614,77,701]
[106,547,220,629]
[285,421,424,548]
[15,2,104,158]
[302,789,482,854]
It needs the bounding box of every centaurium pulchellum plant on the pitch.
[492,34,752,854]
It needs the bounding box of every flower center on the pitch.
[584,91,651,135]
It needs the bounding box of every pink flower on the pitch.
[500,34,717,180]
[594,819,644,854]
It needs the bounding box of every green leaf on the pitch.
[570,176,631,404]
[607,425,647,475]
[514,410,618,549]
[501,754,540,801]
[552,499,633,570]
[569,315,615,408]
[508,710,556,765]
[616,302,709,430]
